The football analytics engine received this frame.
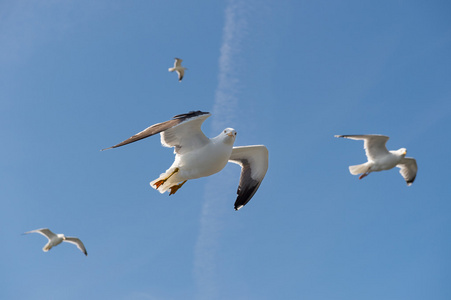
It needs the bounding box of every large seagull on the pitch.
[335,134,417,185]
[103,111,269,210]
[24,228,88,256]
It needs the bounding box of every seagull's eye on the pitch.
[234,132,237,135]
[224,130,226,133]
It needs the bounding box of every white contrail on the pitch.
[211,0,248,132]
[193,1,248,299]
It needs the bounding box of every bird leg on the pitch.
[169,180,187,196]
[359,172,369,180]
[153,168,179,189]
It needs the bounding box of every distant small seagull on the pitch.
[102,111,268,211]
[24,228,87,256]
[168,58,187,81]
[335,134,417,185]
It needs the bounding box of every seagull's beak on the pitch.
[402,150,407,155]
[227,133,234,137]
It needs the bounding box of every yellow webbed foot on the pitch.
[153,168,180,190]
[169,180,187,196]
[359,173,369,180]
[154,180,165,189]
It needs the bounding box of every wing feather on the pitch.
[228,145,269,211]
[335,134,389,160]
[174,58,182,67]
[64,237,88,256]
[102,111,210,151]
[397,157,417,186]
[160,112,210,154]
[24,228,56,240]
[176,70,184,81]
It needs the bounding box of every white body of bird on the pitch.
[151,128,236,193]
[42,233,65,251]
[349,148,406,175]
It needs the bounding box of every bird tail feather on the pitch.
[349,163,370,175]
[149,168,180,193]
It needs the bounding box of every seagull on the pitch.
[168,58,187,81]
[335,134,417,185]
[103,111,269,210]
[24,228,88,256]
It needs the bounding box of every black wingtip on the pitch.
[172,110,209,119]
[233,182,261,212]
[407,173,416,185]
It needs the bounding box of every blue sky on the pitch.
[1,0,451,299]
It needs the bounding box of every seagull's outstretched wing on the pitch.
[335,134,390,161]
[160,112,210,154]
[24,228,56,241]
[174,58,182,67]
[397,157,417,186]
[229,145,269,211]
[64,237,88,256]
[102,111,210,153]
[176,69,184,81]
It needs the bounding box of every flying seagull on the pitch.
[24,228,87,256]
[102,111,269,210]
[335,134,417,185]
[168,58,187,81]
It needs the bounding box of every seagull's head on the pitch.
[221,128,237,144]
[398,148,407,156]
